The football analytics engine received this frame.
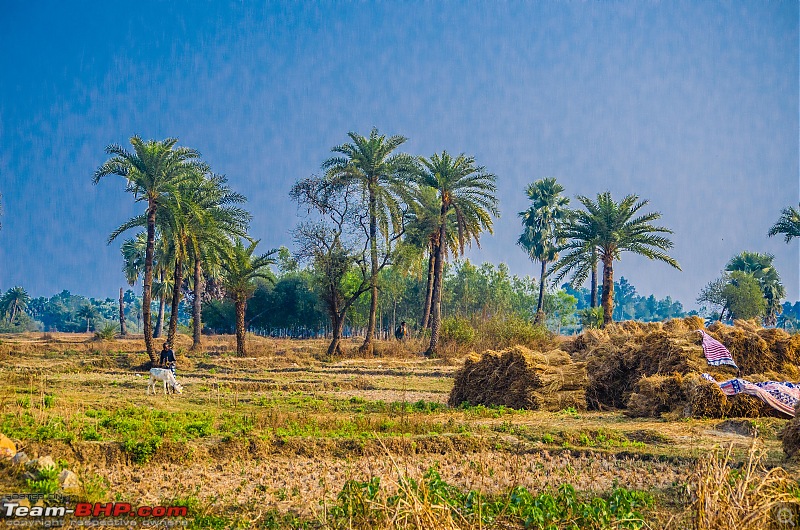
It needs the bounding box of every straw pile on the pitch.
[572,317,799,418]
[783,403,800,459]
[448,345,587,410]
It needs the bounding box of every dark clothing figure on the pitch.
[159,344,176,367]
[395,321,407,342]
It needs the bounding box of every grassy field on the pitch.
[0,332,797,529]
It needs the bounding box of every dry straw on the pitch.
[448,345,587,410]
[566,317,799,418]
[688,441,800,530]
[783,402,800,459]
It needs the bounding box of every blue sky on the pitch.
[1,1,797,309]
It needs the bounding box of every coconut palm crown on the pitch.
[554,192,680,326]
[768,203,800,243]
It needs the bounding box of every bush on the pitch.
[579,307,604,329]
[94,322,117,340]
[478,314,552,350]
[441,317,476,346]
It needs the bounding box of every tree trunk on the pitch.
[143,201,157,364]
[86,317,90,333]
[421,247,435,329]
[327,311,345,357]
[235,297,247,355]
[154,268,165,338]
[167,255,184,348]
[601,254,614,327]
[8,303,16,324]
[361,183,378,355]
[590,250,598,308]
[191,258,203,351]
[119,287,127,336]
[426,214,447,356]
[535,259,547,324]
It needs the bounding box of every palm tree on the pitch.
[182,174,250,350]
[220,239,277,355]
[768,204,800,243]
[517,178,571,323]
[417,152,499,355]
[550,229,602,310]
[556,192,680,326]
[76,304,98,333]
[403,186,461,329]
[725,251,785,326]
[121,230,174,339]
[94,137,203,364]
[321,128,416,354]
[1,287,30,323]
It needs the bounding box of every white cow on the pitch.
[147,368,183,395]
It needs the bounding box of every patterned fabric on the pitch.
[697,330,738,369]
[702,373,799,417]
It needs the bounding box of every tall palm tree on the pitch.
[517,178,571,323]
[77,304,97,333]
[404,186,461,329]
[417,152,499,355]
[768,203,800,243]
[556,192,680,326]
[321,128,416,354]
[94,137,203,364]
[182,174,250,350]
[725,251,785,326]
[1,287,30,323]
[220,239,277,355]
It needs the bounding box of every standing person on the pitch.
[159,342,176,377]
[395,321,407,342]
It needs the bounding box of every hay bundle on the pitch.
[783,403,800,459]
[662,315,704,334]
[585,343,632,409]
[625,373,685,418]
[618,321,642,334]
[708,326,776,374]
[563,329,609,356]
[757,328,800,367]
[448,346,587,410]
[683,374,729,419]
[727,394,783,418]
[733,319,760,332]
[571,318,797,417]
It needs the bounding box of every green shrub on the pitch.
[479,314,551,349]
[579,307,604,329]
[122,436,162,464]
[94,322,117,340]
[441,317,476,346]
[27,466,60,494]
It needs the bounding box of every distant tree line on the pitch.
[3,136,798,353]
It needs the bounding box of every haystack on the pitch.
[449,346,587,410]
[625,373,685,418]
[783,403,800,459]
[573,317,798,418]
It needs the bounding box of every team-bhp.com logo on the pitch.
[3,495,188,527]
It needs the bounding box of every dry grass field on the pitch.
[0,332,798,528]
